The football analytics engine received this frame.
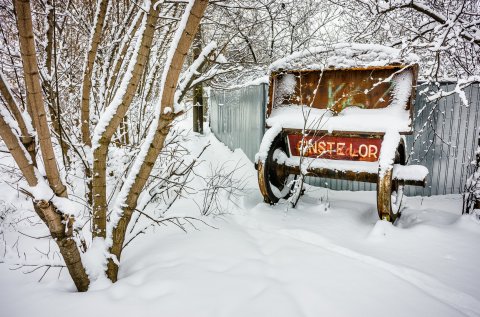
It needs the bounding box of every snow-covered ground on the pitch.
[1,118,479,317]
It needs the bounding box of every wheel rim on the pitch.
[391,180,404,215]
[288,175,304,208]
[377,142,405,222]
[391,143,406,218]
[258,134,297,204]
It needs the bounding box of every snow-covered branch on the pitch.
[175,40,217,105]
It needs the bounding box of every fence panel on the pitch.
[209,84,267,162]
[209,83,480,196]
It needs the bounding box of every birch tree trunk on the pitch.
[107,0,209,282]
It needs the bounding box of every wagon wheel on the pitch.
[377,143,406,223]
[258,133,299,205]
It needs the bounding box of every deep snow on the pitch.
[1,117,479,317]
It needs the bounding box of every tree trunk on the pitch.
[0,109,90,292]
[92,5,160,238]
[106,8,142,105]
[192,27,204,134]
[0,71,35,162]
[0,111,37,183]
[193,85,204,134]
[15,0,67,198]
[107,0,209,282]
[36,200,90,292]
[80,0,109,147]
[44,0,70,166]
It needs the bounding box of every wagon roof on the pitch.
[269,43,419,73]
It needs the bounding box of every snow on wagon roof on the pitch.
[269,43,419,72]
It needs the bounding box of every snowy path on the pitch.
[279,228,480,317]
[1,128,479,317]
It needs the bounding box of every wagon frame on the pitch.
[255,63,428,222]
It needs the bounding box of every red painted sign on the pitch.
[288,135,382,162]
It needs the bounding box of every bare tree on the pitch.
[197,0,342,87]
[464,131,480,215]
[337,0,479,95]
[0,0,209,291]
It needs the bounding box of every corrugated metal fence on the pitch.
[209,84,267,162]
[208,82,480,196]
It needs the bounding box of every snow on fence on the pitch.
[208,82,480,196]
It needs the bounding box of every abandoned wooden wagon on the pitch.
[255,43,429,222]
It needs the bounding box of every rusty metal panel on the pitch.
[268,66,418,116]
